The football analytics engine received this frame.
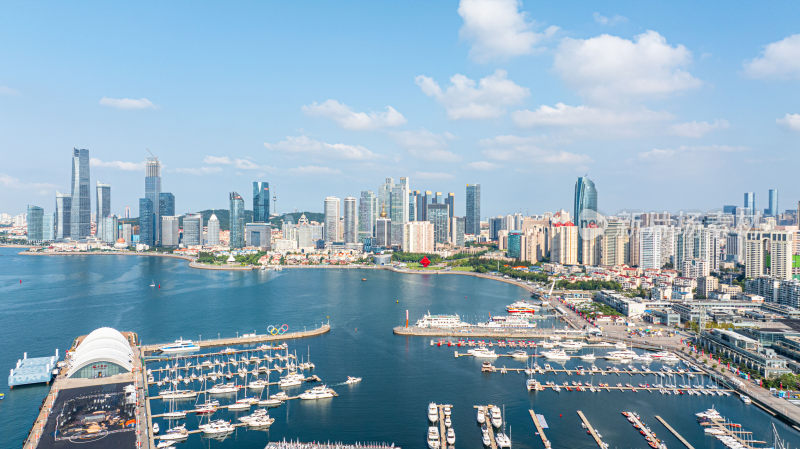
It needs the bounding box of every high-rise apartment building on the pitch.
[465,184,481,235]
[253,182,270,222]
[358,190,377,241]
[375,211,391,247]
[427,203,449,245]
[639,227,663,270]
[403,221,434,253]
[70,148,91,238]
[161,216,180,247]
[42,213,55,242]
[445,193,455,230]
[324,196,341,243]
[96,182,111,238]
[145,157,162,245]
[601,220,627,266]
[100,215,117,244]
[229,192,245,248]
[452,216,466,247]
[55,192,72,239]
[207,213,220,246]
[343,196,358,244]
[550,222,578,265]
[745,231,794,280]
[183,213,203,246]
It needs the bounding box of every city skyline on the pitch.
[1,1,799,215]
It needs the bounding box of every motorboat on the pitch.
[446,427,456,445]
[651,351,680,363]
[740,394,752,404]
[477,407,486,424]
[490,406,502,428]
[194,400,220,415]
[560,341,585,351]
[153,422,160,434]
[279,371,305,388]
[580,353,597,362]
[258,398,284,407]
[247,379,268,390]
[427,426,441,449]
[605,350,638,361]
[468,347,498,358]
[227,398,254,411]
[481,426,491,446]
[542,349,570,361]
[269,391,290,401]
[159,424,188,441]
[428,402,439,423]
[299,385,335,400]
[345,376,362,384]
[495,432,512,448]
[156,441,175,448]
[159,338,200,354]
[509,350,528,359]
[199,419,234,436]
[162,410,187,420]
[159,389,197,400]
[444,415,452,427]
[207,383,238,395]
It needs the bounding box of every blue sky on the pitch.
[1,0,799,218]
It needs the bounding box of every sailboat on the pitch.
[150,280,156,287]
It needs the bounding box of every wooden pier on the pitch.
[699,418,767,448]
[529,410,551,448]
[469,361,705,377]
[655,415,694,449]
[576,410,606,448]
[475,405,498,449]
[435,404,452,449]
[622,411,662,448]
[142,323,330,354]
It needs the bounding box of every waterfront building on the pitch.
[465,184,481,235]
[452,216,465,247]
[245,222,271,249]
[358,190,378,241]
[403,221,434,253]
[145,157,162,245]
[390,177,409,246]
[207,213,220,246]
[253,181,270,222]
[343,196,358,244]
[26,205,44,242]
[95,182,110,238]
[574,176,598,263]
[427,203,449,245]
[138,198,154,247]
[550,222,578,265]
[42,213,55,242]
[69,148,91,238]
[745,230,794,280]
[67,327,133,378]
[375,209,391,247]
[100,215,117,243]
[161,216,180,247]
[229,192,245,248]
[183,213,202,246]
[55,192,71,240]
[698,328,790,379]
[159,192,175,217]
[324,196,341,243]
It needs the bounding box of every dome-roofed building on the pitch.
[67,327,134,378]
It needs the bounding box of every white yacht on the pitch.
[580,353,597,362]
[490,406,502,428]
[269,391,290,401]
[428,402,439,423]
[199,419,234,436]
[247,379,268,390]
[427,426,441,449]
[162,410,187,419]
[495,432,512,448]
[559,341,585,351]
[238,409,275,427]
[159,338,200,354]
[159,424,188,441]
[740,394,752,404]
[159,389,197,400]
[541,349,570,361]
[299,385,335,400]
[207,383,238,395]
[345,376,362,384]
[651,351,680,362]
[468,347,498,358]
[509,350,528,359]
[481,426,491,447]
[153,423,160,434]
[446,427,456,445]
[279,371,305,388]
[156,441,175,448]
[476,407,486,424]
[227,398,255,411]
[258,397,284,407]
[605,349,638,361]
[478,315,537,329]
[415,313,469,329]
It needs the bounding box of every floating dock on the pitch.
[655,415,694,449]
[529,409,551,448]
[622,411,663,448]
[577,410,607,448]
[8,350,59,388]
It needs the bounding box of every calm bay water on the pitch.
[1,246,799,449]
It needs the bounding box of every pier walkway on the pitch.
[142,323,330,353]
[265,441,400,449]
[655,415,694,449]
[475,406,498,449]
[576,410,606,448]
[528,410,551,448]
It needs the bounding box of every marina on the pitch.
[528,409,551,449]
[576,410,607,449]
[655,415,695,449]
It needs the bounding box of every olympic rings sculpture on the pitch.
[267,324,290,335]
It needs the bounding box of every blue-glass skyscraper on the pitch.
[574,176,598,227]
[138,198,154,246]
[159,192,175,218]
[230,192,245,248]
[253,182,270,222]
[70,148,91,238]
[744,192,755,216]
[766,189,778,217]
[145,157,161,244]
[27,205,44,242]
[465,184,481,235]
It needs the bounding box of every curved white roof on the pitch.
[67,327,133,377]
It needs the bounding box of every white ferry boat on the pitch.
[506,300,537,314]
[415,313,469,329]
[477,315,537,329]
[158,338,200,354]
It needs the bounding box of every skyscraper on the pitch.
[452,216,466,247]
[159,192,175,218]
[639,227,663,270]
[183,213,203,246]
[42,213,55,242]
[375,208,391,247]
[207,213,220,246]
[390,177,409,245]
[445,192,455,230]
[145,157,162,244]
[161,216,180,247]
[229,192,245,248]
[26,205,44,242]
[138,198,154,246]
[766,189,778,217]
[324,196,341,243]
[70,148,91,238]
[96,182,111,238]
[343,196,358,244]
[55,191,71,239]
[379,177,393,215]
[465,184,481,235]
[427,203,449,245]
[358,190,377,241]
[253,182,270,222]
[744,192,755,216]
[574,176,598,263]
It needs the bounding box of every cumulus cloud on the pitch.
[638,144,745,160]
[554,30,701,103]
[264,135,376,161]
[466,160,499,170]
[513,103,672,127]
[415,70,529,119]
[173,166,223,175]
[0,173,56,195]
[200,155,272,171]
[203,155,231,165]
[593,12,627,26]
[670,119,730,138]
[99,97,156,110]
[414,171,455,180]
[777,113,800,132]
[90,157,144,171]
[0,86,19,96]
[744,34,800,80]
[479,134,592,165]
[302,99,406,130]
[289,165,342,175]
[458,0,557,62]
[390,129,460,161]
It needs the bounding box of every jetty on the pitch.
[266,441,400,449]
[577,410,607,448]
[8,350,59,388]
[529,410,551,448]
[655,415,694,449]
[142,323,330,354]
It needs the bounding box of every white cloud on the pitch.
[777,113,800,132]
[90,157,144,171]
[479,134,592,165]
[390,129,460,161]
[513,103,672,127]
[203,155,232,165]
[414,171,455,180]
[458,0,558,62]
[744,34,800,80]
[0,86,19,96]
[99,97,156,110]
[638,144,745,160]
[670,119,730,138]
[593,12,627,26]
[289,165,342,175]
[0,173,57,195]
[264,135,376,160]
[466,161,499,170]
[302,99,406,130]
[554,30,701,103]
[173,166,223,175]
[200,155,271,171]
[415,70,529,119]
